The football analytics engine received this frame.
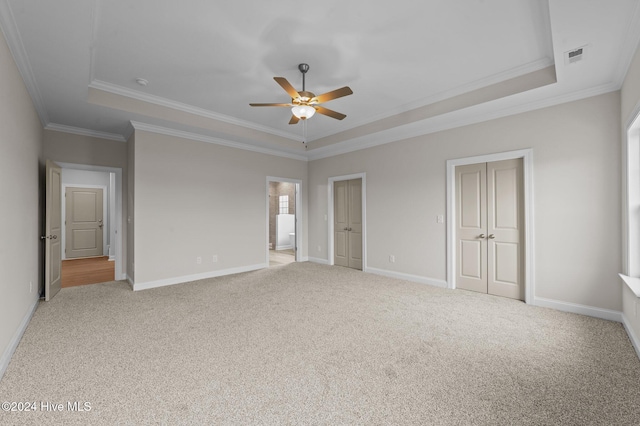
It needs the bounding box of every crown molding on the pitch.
[306,82,618,161]
[0,0,49,126]
[129,121,307,162]
[44,122,126,142]
[89,79,300,141]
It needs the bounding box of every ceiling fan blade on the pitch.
[313,86,353,104]
[289,115,300,125]
[249,103,292,107]
[315,106,346,120]
[274,77,300,99]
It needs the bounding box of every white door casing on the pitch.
[57,162,125,281]
[334,179,363,270]
[265,177,302,265]
[455,159,523,300]
[328,173,367,270]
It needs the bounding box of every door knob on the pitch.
[488,234,495,239]
[348,228,352,231]
[344,227,349,231]
[478,234,485,239]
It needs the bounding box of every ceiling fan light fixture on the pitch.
[291,104,315,119]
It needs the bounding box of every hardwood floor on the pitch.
[61,256,115,288]
[269,249,295,267]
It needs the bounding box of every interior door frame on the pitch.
[446,149,534,304]
[57,162,125,280]
[62,184,108,260]
[328,173,367,269]
[266,176,302,264]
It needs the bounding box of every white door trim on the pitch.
[57,162,125,281]
[622,101,640,276]
[446,149,535,304]
[328,173,367,270]
[266,176,303,264]
[61,184,107,260]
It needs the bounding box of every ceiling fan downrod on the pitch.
[298,63,309,92]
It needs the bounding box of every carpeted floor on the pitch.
[1,262,639,425]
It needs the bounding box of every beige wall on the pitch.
[43,130,128,278]
[621,42,640,345]
[309,91,621,311]
[43,130,127,169]
[0,28,43,373]
[132,130,307,285]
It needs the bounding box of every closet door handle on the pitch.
[478,234,486,239]
[344,227,349,231]
[488,234,495,239]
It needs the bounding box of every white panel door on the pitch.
[44,160,62,301]
[348,179,363,270]
[456,159,523,300]
[65,187,104,258]
[487,159,524,299]
[334,180,349,267]
[334,179,363,270]
[456,163,487,293]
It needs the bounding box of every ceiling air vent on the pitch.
[564,45,588,65]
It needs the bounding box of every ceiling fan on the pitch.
[250,63,353,125]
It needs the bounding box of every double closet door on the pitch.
[456,159,524,300]
[334,179,363,270]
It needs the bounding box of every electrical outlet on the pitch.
[212,255,218,263]
[437,215,444,223]
[29,281,33,293]
[389,255,395,263]
[196,256,202,265]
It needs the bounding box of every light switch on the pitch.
[437,215,444,223]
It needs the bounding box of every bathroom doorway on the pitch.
[266,177,301,267]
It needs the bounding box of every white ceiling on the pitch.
[1,0,639,159]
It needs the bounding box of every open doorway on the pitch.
[57,162,124,286]
[267,177,301,267]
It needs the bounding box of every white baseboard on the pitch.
[308,257,329,265]
[533,297,623,322]
[132,263,267,291]
[298,256,309,262]
[0,297,39,381]
[275,245,293,251]
[622,314,640,360]
[366,267,448,289]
